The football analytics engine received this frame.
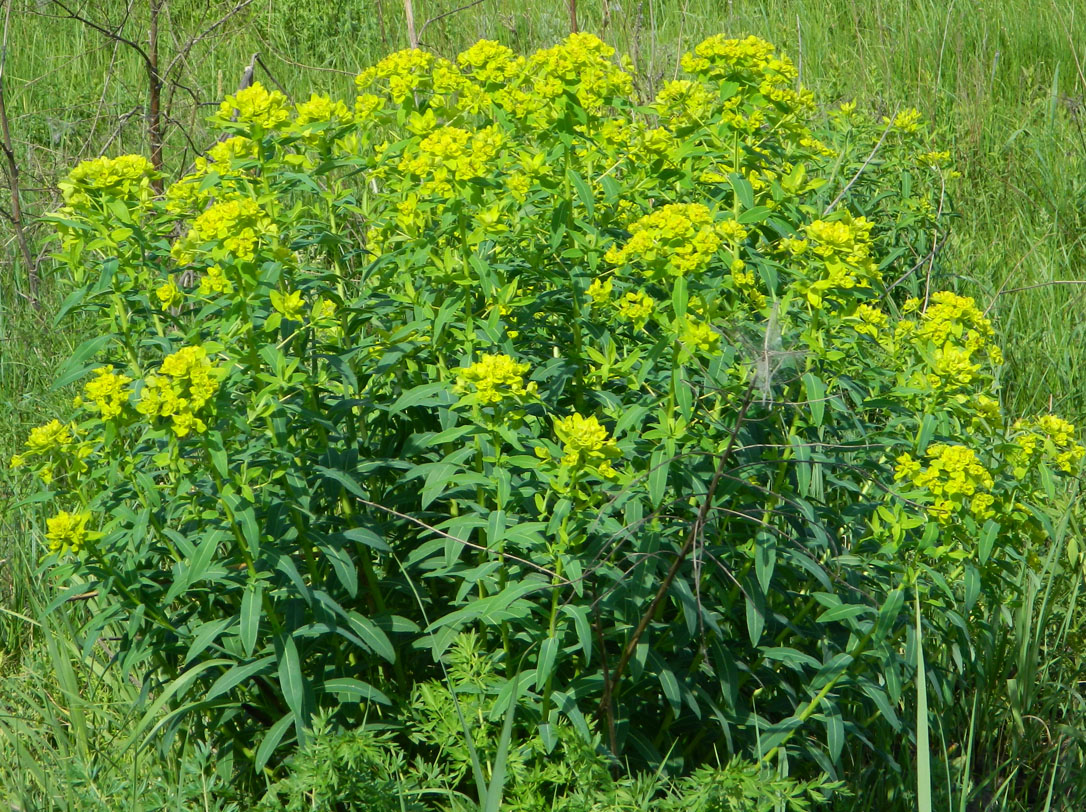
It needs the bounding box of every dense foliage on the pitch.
[11,32,1084,806]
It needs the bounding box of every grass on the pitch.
[1,1,1086,809]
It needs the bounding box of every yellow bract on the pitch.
[84,366,132,420]
[218,82,290,130]
[136,346,220,437]
[45,510,92,555]
[896,444,995,522]
[553,413,620,476]
[271,290,306,322]
[456,355,535,405]
[606,204,722,279]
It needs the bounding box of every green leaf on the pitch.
[560,605,592,661]
[916,593,933,812]
[207,656,275,701]
[978,519,1000,564]
[338,525,390,551]
[346,611,396,663]
[823,700,844,764]
[754,530,776,593]
[736,206,773,224]
[874,587,905,642]
[255,712,295,772]
[648,447,669,507]
[802,372,826,427]
[390,382,450,414]
[184,618,233,665]
[745,577,766,646]
[484,670,521,812]
[729,173,755,209]
[323,677,390,705]
[671,275,688,319]
[817,603,874,623]
[277,635,306,736]
[321,543,358,597]
[52,334,115,390]
[535,635,559,691]
[241,582,262,657]
[120,659,232,753]
[568,170,595,220]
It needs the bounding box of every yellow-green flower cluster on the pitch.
[794,215,878,307]
[586,278,612,307]
[492,33,633,127]
[136,346,220,437]
[176,196,276,263]
[553,413,620,477]
[455,354,536,405]
[806,216,874,261]
[198,265,233,297]
[606,203,723,279]
[615,290,655,326]
[156,277,184,309]
[850,303,889,338]
[164,137,260,217]
[896,293,1002,392]
[456,40,523,85]
[200,136,258,174]
[83,366,132,420]
[294,94,352,128]
[729,260,766,309]
[218,82,290,130]
[9,419,89,485]
[903,292,994,346]
[271,289,305,321]
[45,510,92,555]
[680,318,720,354]
[398,125,504,196]
[58,154,156,209]
[680,35,812,115]
[1009,415,1086,477]
[654,79,717,129]
[356,48,435,106]
[884,108,924,134]
[895,444,995,522]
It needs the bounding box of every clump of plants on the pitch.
[12,31,1084,805]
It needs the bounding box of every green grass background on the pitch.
[2,1,1086,808]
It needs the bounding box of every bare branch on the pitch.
[403,0,417,49]
[417,0,487,46]
[0,0,39,303]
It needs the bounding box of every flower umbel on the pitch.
[456,355,535,405]
[45,510,91,555]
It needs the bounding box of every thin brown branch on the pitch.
[417,0,487,46]
[823,105,900,216]
[404,0,418,49]
[161,0,254,80]
[596,379,758,737]
[148,0,164,188]
[0,0,38,303]
[353,497,569,583]
[48,0,153,69]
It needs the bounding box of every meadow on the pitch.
[1,1,1085,810]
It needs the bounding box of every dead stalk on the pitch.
[0,0,37,302]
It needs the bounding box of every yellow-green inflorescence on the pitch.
[605,203,724,280]
[83,366,133,420]
[551,414,621,479]
[455,355,536,405]
[136,346,222,437]
[1009,414,1086,477]
[45,510,93,556]
[895,444,996,523]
